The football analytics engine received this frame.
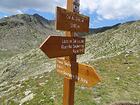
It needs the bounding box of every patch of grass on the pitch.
[89,52,140,105]
[0,51,15,61]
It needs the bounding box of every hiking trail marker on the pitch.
[40,0,101,105]
[56,57,101,87]
[40,36,85,58]
[56,7,89,32]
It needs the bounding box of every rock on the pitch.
[39,82,46,86]
[0,81,8,87]
[34,76,38,79]
[94,97,101,104]
[127,67,130,69]
[7,86,16,92]
[45,80,48,83]
[80,86,86,90]
[24,90,31,96]
[50,94,56,100]
[39,76,44,79]
[115,77,120,80]
[16,84,21,87]
[20,93,34,105]
[20,78,27,82]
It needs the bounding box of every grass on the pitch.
[0,51,16,61]
[89,52,140,105]
[0,52,139,105]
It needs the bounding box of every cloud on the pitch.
[0,0,140,20]
[80,0,140,20]
[80,0,99,13]
[0,0,66,14]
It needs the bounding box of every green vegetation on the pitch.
[0,14,140,105]
[0,52,139,105]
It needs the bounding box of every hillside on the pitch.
[0,14,140,105]
[0,14,62,60]
[80,20,140,62]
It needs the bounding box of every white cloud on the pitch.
[17,10,23,14]
[80,0,140,20]
[0,0,66,14]
[80,0,98,13]
[0,0,140,20]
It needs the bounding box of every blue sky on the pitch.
[0,0,140,28]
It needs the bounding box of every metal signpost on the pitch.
[40,0,101,105]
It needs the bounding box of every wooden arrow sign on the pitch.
[40,36,85,58]
[56,6,89,32]
[56,58,101,87]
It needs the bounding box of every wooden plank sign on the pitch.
[40,36,85,58]
[56,58,101,87]
[56,6,89,32]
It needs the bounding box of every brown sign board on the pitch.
[56,58,101,87]
[40,36,85,58]
[56,6,89,32]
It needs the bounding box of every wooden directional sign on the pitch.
[39,0,100,105]
[56,58,101,87]
[40,36,85,58]
[56,6,89,32]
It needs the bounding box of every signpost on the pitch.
[56,7,89,32]
[40,36,85,58]
[56,57,101,87]
[40,0,101,105]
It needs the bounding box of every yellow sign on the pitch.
[56,58,101,87]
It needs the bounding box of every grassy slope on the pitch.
[0,52,139,105]
[0,49,55,83]
[85,21,140,58]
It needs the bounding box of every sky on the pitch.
[0,0,140,28]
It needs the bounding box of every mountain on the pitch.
[90,23,121,34]
[82,20,140,61]
[0,14,62,60]
[0,14,139,105]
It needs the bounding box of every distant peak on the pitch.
[33,13,40,16]
[33,13,42,17]
[33,13,49,22]
[33,14,46,19]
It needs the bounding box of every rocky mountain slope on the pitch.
[81,20,140,62]
[0,14,62,60]
[0,14,139,105]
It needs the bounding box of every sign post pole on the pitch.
[40,0,100,105]
[63,56,77,105]
[63,0,78,105]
